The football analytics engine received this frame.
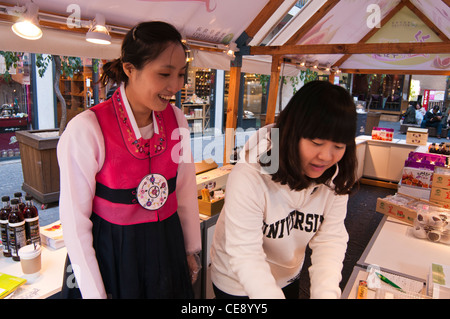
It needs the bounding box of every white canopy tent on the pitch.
[1,0,449,161]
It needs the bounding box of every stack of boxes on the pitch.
[371,127,394,141]
[376,151,450,245]
[430,166,450,208]
[406,127,429,145]
[398,152,447,200]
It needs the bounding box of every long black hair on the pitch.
[261,80,357,195]
[100,21,187,86]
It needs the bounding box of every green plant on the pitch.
[256,74,270,94]
[0,51,23,83]
[299,69,318,85]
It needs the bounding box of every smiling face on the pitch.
[298,138,346,179]
[123,41,186,115]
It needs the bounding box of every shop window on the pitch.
[0,52,32,159]
[352,74,404,112]
[223,72,265,132]
[181,67,212,135]
[57,58,108,127]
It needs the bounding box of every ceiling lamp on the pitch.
[299,57,306,67]
[225,42,238,58]
[11,2,42,40]
[86,13,111,45]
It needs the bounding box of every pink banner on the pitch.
[139,0,216,12]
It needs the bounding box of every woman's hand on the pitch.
[187,252,201,284]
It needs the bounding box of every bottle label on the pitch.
[0,222,9,253]
[25,217,40,245]
[8,222,26,257]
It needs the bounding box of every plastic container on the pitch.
[18,244,42,278]
[411,209,450,245]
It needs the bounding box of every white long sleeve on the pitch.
[308,193,349,299]
[58,110,107,298]
[58,104,201,298]
[211,127,349,299]
[213,164,285,298]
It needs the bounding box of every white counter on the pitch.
[0,246,66,299]
[356,135,421,182]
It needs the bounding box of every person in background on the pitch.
[57,21,201,299]
[210,81,357,299]
[415,102,425,125]
[421,104,443,138]
[403,102,417,124]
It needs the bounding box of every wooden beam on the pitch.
[245,0,286,38]
[265,55,281,125]
[341,68,450,76]
[329,72,335,84]
[250,42,450,55]
[404,0,450,42]
[334,0,406,67]
[285,0,340,45]
[223,66,241,164]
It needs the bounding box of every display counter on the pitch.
[342,216,450,299]
[358,217,450,281]
[356,136,420,182]
[0,246,67,299]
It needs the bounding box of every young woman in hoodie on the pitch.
[210,80,357,299]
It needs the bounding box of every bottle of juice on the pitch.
[23,195,40,246]
[0,196,12,257]
[8,198,26,261]
[14,192,25,213]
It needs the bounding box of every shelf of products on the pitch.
[57,67,91,126]
[195,70,212,99]
[181,103,210,134]
[56,59,107,127]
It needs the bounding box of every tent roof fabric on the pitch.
[0,0,449,74]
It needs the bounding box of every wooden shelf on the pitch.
[181,103,210,134]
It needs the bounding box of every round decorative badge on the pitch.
[137,173,169,210]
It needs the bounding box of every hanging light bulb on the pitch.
[86,13,111,45]
[11,2,42,40]
[225,42,238,58]
[312,60,319,69]
[300,57,306,67]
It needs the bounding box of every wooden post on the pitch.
[329,72,335,84]
[223,65,242,164]
[265,55,281,125]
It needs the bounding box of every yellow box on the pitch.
[430,186,450,204]
[406,127,428,145]
[197,197,224,216]
[376,197,417,225]
[432,174,450,189]
[196,164,233,196]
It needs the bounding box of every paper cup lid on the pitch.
[18,244,41,259]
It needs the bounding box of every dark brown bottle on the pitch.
[14,192,25,213]
[8,199,26,261]
[23,195,40,245]
[0,196,12,257]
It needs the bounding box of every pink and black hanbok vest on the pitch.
[90,89,180,225]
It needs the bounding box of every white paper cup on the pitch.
[18,244,42,278]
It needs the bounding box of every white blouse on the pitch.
[57,85,201,298]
